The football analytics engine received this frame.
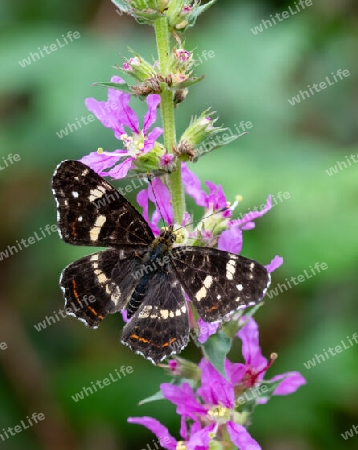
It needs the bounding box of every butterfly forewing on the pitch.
[121,269,190,364]
[52,160,154,247]
[171,247,270,322]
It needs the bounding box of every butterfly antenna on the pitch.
[175,205,231,232]
[147,174,167,227]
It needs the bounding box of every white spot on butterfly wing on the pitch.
[195,285,207,302]
[89,188,105,202]
[203,275,213,289]
[90,215,106,241]
[226,259,236,280]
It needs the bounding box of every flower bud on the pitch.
[179,110,225,150]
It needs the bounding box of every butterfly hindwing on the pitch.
[171,246,270,322]
[52,160,154,247]
[121,269,190,364]
[60,248,143,328]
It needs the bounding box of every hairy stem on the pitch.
[154,17,185,223]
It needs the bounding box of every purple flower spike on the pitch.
[81,78,163,179]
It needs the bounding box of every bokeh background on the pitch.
[1,0,358,449]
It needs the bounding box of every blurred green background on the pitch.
[1,0,357,449]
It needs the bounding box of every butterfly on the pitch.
[52,160,270,364]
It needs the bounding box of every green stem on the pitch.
[154,17,185,224]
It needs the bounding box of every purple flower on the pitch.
[80,76,163,179]
[227,317,306,396]
[159,359,262,449]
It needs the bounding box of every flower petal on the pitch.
[144,126,164,153]
[160,383,207,420]
[205,181,227,210]
[128,417,177,450]
[225,359,246,385]
[198,359,235,408]
[117,92,140,134]
[107,157,134,179]
[79,151,121,176]
[182,163,207,207]
[85,98,125,136]
[120,310,130,323]
[265,255,284,273]
[197,318,220,344]
[148,178,174,225]
[187,423,216,450]
[218,225,243,254]
[233,195,272,231]
[226,421,261,450]
[237,318,267,369]
[137,188,150,223]
[270,371,306,396]
[143,94,161,134]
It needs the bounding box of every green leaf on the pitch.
[111,0,130,13]
[185,0,218,30]
[221,303,264,338]
[173,75,204,89]
[92,81,133,94]
[138,388,165,405]
[202,330,231,378]
[193,132,247,163]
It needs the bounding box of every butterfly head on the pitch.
[158,225,177,246]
